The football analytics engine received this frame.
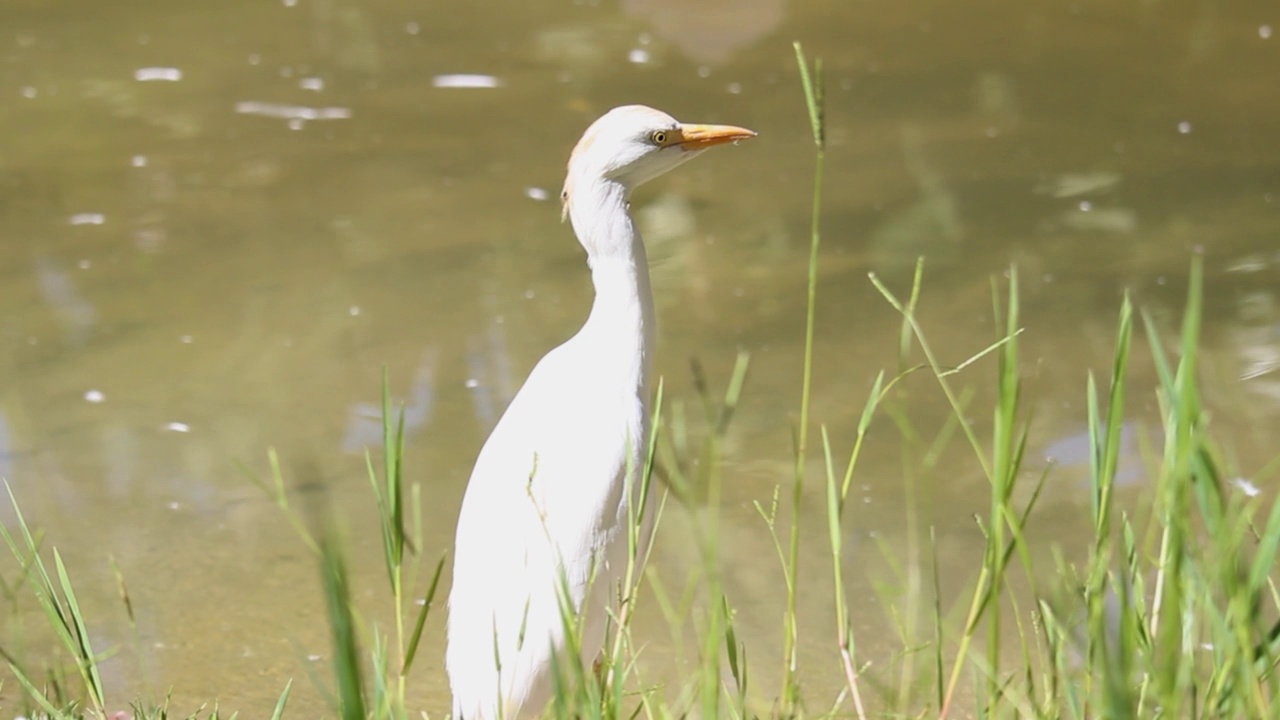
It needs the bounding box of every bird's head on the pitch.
[561,105,755,221]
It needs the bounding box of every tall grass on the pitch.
[2,46,1279,720]
[779,41,826,717]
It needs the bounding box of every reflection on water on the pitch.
[33,256,97,345]
[622,0,784,66]
[342,348,437,452]
[1,0,1279,715]
[1042,421,1147,488]
[869,124,963,267]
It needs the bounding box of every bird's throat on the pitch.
[576,190,657,402]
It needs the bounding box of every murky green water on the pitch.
[2,0,1278,715]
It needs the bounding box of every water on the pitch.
[2,0,1278,714]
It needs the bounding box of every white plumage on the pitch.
[446,105,755,720]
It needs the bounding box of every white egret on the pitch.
[446,105,755,720]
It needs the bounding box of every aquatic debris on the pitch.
[1034,171,1122,198]
[1055,205,1137,234]
[431,74,503,89]
[1232,477,1261,498]
[134,67,182,82]
[234,101,352,121]
[1225,254,1271,273]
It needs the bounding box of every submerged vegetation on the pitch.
[3,44,1280,720]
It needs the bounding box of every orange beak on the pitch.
[675,123,757,151]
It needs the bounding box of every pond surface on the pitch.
[2,0,1278,715]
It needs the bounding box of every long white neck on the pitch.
[567,179,656,401]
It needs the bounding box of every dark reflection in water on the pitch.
[622,0,785,66]
[1,0,1278,715]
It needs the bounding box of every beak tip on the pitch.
[676,123,758,149]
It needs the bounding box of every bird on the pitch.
[445,105,755,720]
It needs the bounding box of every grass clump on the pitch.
[242,372,447,720]
[0,478,294,720]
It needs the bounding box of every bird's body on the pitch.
[446,105,754,720]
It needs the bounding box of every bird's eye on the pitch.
[650,130,668,145]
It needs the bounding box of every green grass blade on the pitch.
[8,662,60,717]
[402,553,447,674]
[269,678,293,720]
[320,533,367,720]
[1248,496,1280,603]
[792,43,825,148]
[53,549,105,712]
